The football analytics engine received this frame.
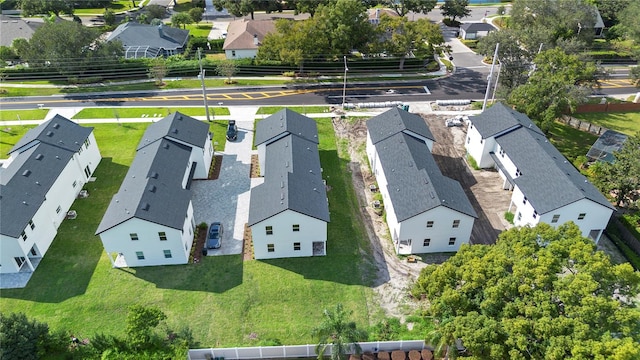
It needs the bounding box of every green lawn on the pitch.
[185,23,213,37]
[0,119,375,347]
[548,121,598,162]
[256,106,331,115]
[72,107,230,119]
[0,109,49,121]
[572,111,640,136]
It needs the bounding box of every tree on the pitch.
[125,305,167,350]
[312,304,368,360]
[148,58,168,85]
[507,47,598,132]
[289,0,328,17]
[379,0,438,17]
[144,4,168,20]
[213,0,257,19]
[631,64,640,87]
[0,46,18,61]
[476,29,534,94]
[189,7,204,23]
[412,223,640,360]
[595,133,640,208]
[171,12,193,29]
[440,0,471,23]
[617,1,640,43]
[377,15,444,70]
[0,312,52,359]
[314,0,371,57]
[216,60,238,83]
[19,0,74,16]
[591,0,630,27]
[103,9,116,26]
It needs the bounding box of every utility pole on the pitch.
[342,55,348,109]
[198,48,211,122]
[482,43,499,111]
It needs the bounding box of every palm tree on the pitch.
[425,319,458,360]
[312,304,368,360]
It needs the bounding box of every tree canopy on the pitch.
[413,223,640,360]
[594,133,640,208]
[376,15,444,70]
[440,0,471,22]
[19,0,74,16]
[379,0,438,17]
[314,0,372,57]
[312,304,368,360]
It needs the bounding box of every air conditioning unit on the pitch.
[372,200,381,208]
[78,190,89,198]
[66,210,77,220]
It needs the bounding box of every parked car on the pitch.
[207,222,223,249]
[226,120,238,141]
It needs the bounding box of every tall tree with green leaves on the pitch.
[594,133,640,208]
[507,47,598,133]
[125,305,167,350]
[171,12,193,29]
[0,312,59,359]
[377,15,444,70]
[312,304,368,360]
[289,0,328,17]
[413,223,640,359]
[477,29,535,94]
[19,0,74,16]
[314,0,371,57]
[379,0,438,17]
[213,0,256,19]
[440,0,471,23]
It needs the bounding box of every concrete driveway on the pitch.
[191,107,260,256]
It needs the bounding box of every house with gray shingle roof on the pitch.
[0,116,101,277]
[366,108,476,254]
[459,22,496,40]
[465,102,614,242]
[248,109,329,259]
[106,22,189,59]
[96,112,213,267]
[0,15,43,47]
[223,19,275,59]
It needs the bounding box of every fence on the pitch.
[188,340,428,360]
[574,103,640,113]
[558,115,608,135]
[610,215,640,258]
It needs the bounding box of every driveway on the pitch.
[191,107,260,256]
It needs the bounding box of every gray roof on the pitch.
[106,22,189,54]
[1,116,93,238]
[460,22,496,33]
[137,112,210,151]
[367,107,435,145]
[469,102,544,139]
[96,139,193,234]
[496,126,614,214]
[374,132,477,221]
[248,119,329,225]
[254,109,319,146]
[0,15,42,47]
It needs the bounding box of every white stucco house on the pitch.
[366,107,477,254]
[465,102,614,242]
[0,115,101,275]
[96,112,213,267]
[248,109,330,260]
[223,19,275,59]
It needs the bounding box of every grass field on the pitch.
[185,23,213,37]
[548,121,598,162]
[0,109,49,121]
[572,111,640,136]
[0,120,375,347]
[256,106,331,115]
[72,107,230,119]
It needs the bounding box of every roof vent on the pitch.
[280,181,284,188]
[285,161,289,167]
[178,115,183,120]
[141,203,150,211]
[35,154,43,160]
[35,181,40,185]
[280,193,284,200]
[163,143,170,149]
[172,128,178,134]
[408,161,413,167]
[424,178,429,184]
[55,155,60,159]
[151,172,158,179]
[430,192,435,199]
[148,185,157,193]
[53,123,60,129]
[46,131,54,137]
[22,201,27,205]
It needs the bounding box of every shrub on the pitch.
[461,39,478,49]
[282,71,295,77]
[467,154,480,170]
[504,211,514,224]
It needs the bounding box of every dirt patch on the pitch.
[209,155,223,180]
[243,224,254,261]
[250,154,260,178]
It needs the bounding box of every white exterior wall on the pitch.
[99,215,193,267]
[465,124,496,168]
[187,137,213,180]
[225,49,257,59]
[0,235,23,273]
[538,199,612,242]
[251,210,327,259]
[511,185,541,228]
[399,206,474,254]
[257,143,267,177]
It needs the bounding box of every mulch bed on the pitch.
[191,226,207,264]
[243,224,253,261]
[250,154,260,178]
[209,155,223,180]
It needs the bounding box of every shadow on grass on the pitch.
[1,158,128,302]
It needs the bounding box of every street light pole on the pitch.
[198,47,211,122]
[482,43,499,112]
[342,55,348,109]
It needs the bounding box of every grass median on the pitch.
[72,107,231,119]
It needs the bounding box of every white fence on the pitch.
[189,340,428,360]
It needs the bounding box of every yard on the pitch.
[0,119,375,347]
[548,121,598,162]
[572,111,640,136]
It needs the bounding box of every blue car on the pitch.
[207,222,223,249]
[226,120,238,141]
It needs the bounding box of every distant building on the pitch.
[366,107,477,254]
[586,129,627,163]
[465,103,614,242]
[367,8,399,25]
[96,112,213,267]
[0,15,43,47]
[459,22,496,40]
[107,22,189,59]
[223,19,275,59]
[0,116,101,274]
[248,109,330,259]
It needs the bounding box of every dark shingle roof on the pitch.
[367,107,435,145]
[0,15,42,47]
[496,126,614,213]
[107,23,188,54]
[248,118,329,225]
[469,102,544,139]
[95,139,193,234]
[460,22,496,33]
[254,109,319,146]
[137,112,210,150]
[374,132,477,221]
[1,116,93,238]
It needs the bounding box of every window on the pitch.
[56,205,61,214]
[292,224,300,232]
[231,50,236,57]
[533,211,538,219]
[28,220,35,230]
[517,212,522,221]
[72,180,77,188]
[452,220,460,228]
[448,237,456,246]
[85,138,90,149]
[499,148,505,157]
[158,232,167,241]
[423,239,431,247]
[267,244,275,252]
[551,214,560,223]
[426,221,434,228]
[578,213,586,220]
[266,226,273,235]
[14,257,25,267]
[136,251,145,260]
[294,242,301,251]
[163,250,172,258]
[467,136,470,144]
[480,139,484,144]
[84,165,91,178]
[523,196,527,205]
[20,231,27,241]
[130,233,139,241]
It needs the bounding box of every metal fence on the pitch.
[188,340,428,360]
